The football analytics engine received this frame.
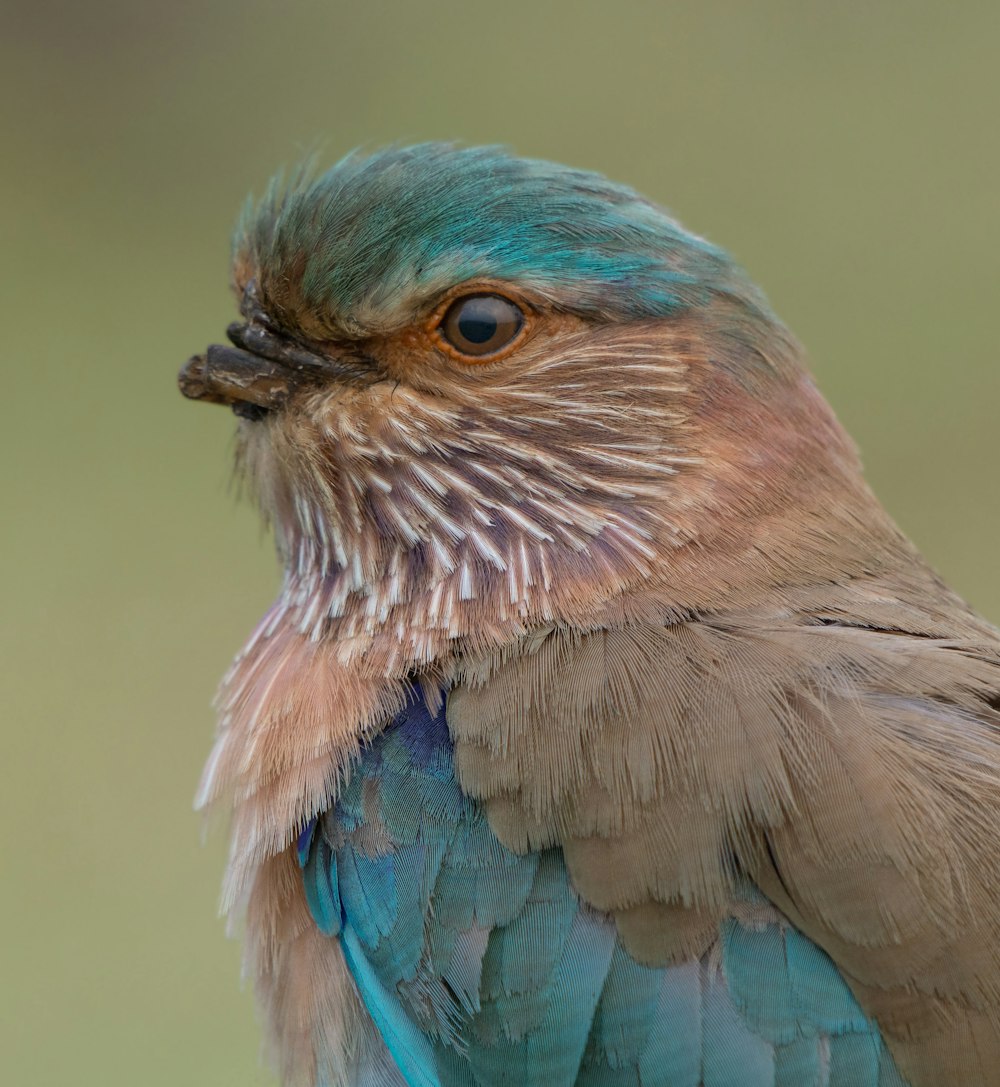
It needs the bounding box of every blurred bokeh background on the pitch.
[2,2,997,1083]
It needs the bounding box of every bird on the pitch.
[179,144,1000,1087]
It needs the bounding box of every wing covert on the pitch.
[300,685,906,1085]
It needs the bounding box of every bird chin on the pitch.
[232,402,271,421]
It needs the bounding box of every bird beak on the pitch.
[178,322,349,420]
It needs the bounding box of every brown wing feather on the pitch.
[447,571,1000,1085]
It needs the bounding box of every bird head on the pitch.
[181,144,890,648]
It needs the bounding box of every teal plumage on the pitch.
[234,144,770,335]
[299,691,907,1086]
[183,144,1000,1087]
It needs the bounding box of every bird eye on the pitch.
[438,293,525,360]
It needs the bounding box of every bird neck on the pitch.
[259,374,908,664]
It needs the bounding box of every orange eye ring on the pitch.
[430,290,529,363]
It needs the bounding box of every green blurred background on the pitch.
[2,2,997,1083]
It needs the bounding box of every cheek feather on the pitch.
[235,325,704,648]
[233,297,868,666]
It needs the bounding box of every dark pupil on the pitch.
[457,299,499,344]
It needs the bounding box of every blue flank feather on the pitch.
[300,691,909,1086]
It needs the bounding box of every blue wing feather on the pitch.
[636,964,703,1086]
[301,689,909,1086]
[341,924,443,1087]
[301,827,341,937]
